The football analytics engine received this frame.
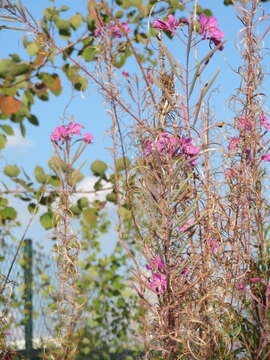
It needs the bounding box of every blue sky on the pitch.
[1,0,270,256]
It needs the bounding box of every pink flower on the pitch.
[67,122,84,136]
[146,255,165,272]
[95,27,103,37]
[153,14,179,34]
[181,268,189,276]
[249,277,261,283]
[262,153,270,161]
[237,282,247,291]
[199,14,224,50]
[228,137,239,151]
[144,139,154,156]
[208,239,220,252]
[50,125,69,143]
[95,22,130,39]
[225,167,237,179]
[179,219,194,232]
[260,115,270,131]
[149,273,167,294]
[83,133,93,144]
[237,115,253,131]
[146,71,154,85]
[122,71,129,78]
[110,22,130,38]
[181,138,200,156]
[50,122,85,144]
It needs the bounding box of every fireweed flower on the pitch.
[122,71,129,78]
[260,115,270,131]
[153,14,179,34]
[228,137,239,151]
[149,273,167,294]
[146,256,167,294]
[67,122,84,136]
[237,282,247,291]
[146,70,154,85]
[144,133,200,165]
[225,167,237,179]
[208,239,220,253]
[146,255,165,272]
[262,153,270,161]
[83,133,94,144]
[237,115,253,131]
[199,14,224,50]
[249,277,261,283]
[95,22,130,39]
[50,122,92,145]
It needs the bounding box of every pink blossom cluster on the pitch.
[152,14,180,34]
[225,167,238,179]
[147,256,167,294]
[261,115,270,131]
[144,132,200,164]
[50,122,93,145]
[199,14,224,50]
[237,115,253,131]
[228,136,239,151]
[95,22,130,38]
[260,115,270,161]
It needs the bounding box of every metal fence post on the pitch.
[23,239,33,359]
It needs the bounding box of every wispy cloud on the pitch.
[6,128,33,151]
[76,176,111,203]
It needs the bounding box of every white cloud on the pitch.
[6,128,33,151]
[75,176,111,203]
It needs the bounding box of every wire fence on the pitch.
[0,239,57,350]
[0,240,143,359]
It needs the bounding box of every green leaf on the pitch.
[0,125,14,135]
[106,192,117,203]
[55,18,71,38]
[230,325,241,337]
[0,59,13,77]
[70,205,81,217]
[60,5,70,11]
[0,206,17,220]
[203,9,213,16]
[28,202,39,214]
[9,53,21,63]
[83,208,97,225]
[34,166,48,184]
[74,76,88,91]
[119,206,131,220]
[26,43,39,56]
[27,115,39,126]
[116,157,130,172]
[81,47,98,62]
[49,175,60,187]
[78,197,89,209]
[40,211,56,230]
[0,197,8,206]
[0,133,7,149]
[19,121,26,137]
[48,156,66,172]
[69,169,84,187]
[91,160,108,176]
[70,13,83,30]
[4,165,20,177]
